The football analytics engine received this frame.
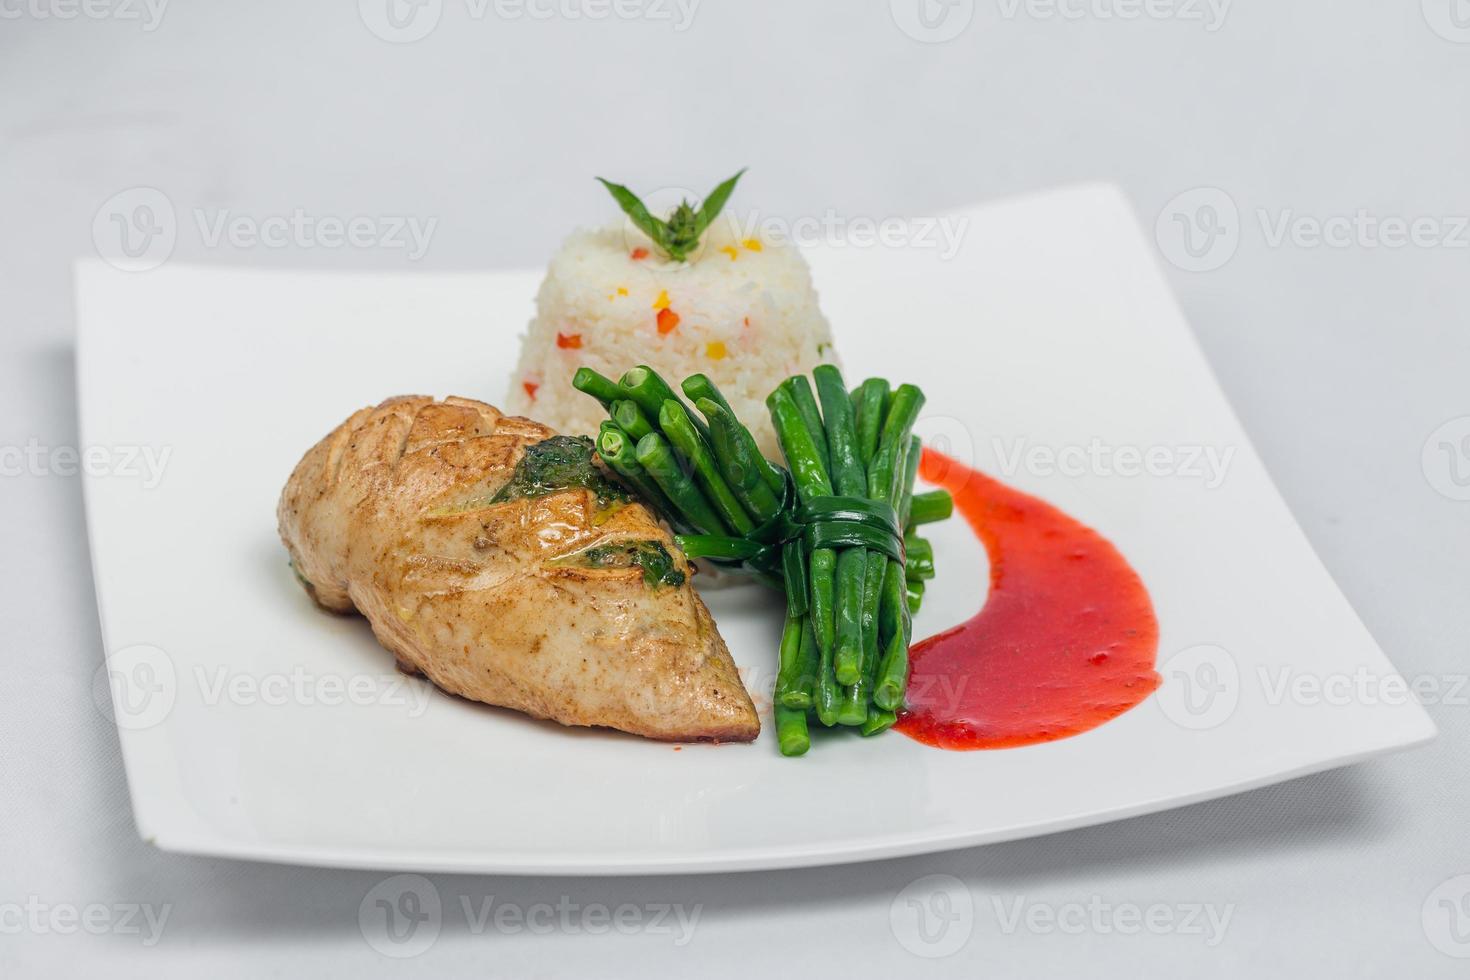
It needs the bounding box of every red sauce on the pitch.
[896,450,1160,750]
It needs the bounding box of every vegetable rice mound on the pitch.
[506,216,838,459]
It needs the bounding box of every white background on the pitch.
[3,1,1469,976]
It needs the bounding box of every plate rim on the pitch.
[132,728,1433,876]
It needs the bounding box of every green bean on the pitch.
[659,400,755,535]
[900,437,934,616]
[596,424,679,524]
[836,683,868,727]
[696,398,781,522]
[620,365,711,444]
[676,535,766,562]
[862,551,887,642]
[907,489,953,527]
[860,709,897,736]
[905,533,935,580]
[784,375,830,468]
[887,429,912,515]
[610,399,654,441]
[853,548,886,696]
[572,367,623,410]
[878,557,906,655]
[809,547,840,725]
[782,541,808,618]
[779,615,820,710]
[684,374,785,494]
[767,385,833,505]
[812,365,866,498]
[873,625,909,712]
[775,704,811,757]
[871,423,920,713]
[854,378,890,470]
[680,372,735,414]
[867,384,925,504]
[898,434,923,515]
[815,671,841,727]
[874,541,915,712]
[833,547,866,685]
[906,577,926,615]
[774,612,809,709]
[634,432,727,534]
[809,547,837,659]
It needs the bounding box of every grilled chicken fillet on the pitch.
[277,395,759,742]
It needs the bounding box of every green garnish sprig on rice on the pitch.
[595,169,746,262]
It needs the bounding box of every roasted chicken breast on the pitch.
[277,395,759,742]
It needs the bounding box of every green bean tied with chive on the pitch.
[573,362,952,756]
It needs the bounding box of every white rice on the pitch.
[505,214,838,459]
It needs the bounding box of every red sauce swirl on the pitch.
[896,450,1161,750]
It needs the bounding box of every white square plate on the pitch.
[78,184,1435,874]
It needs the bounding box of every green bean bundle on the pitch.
[573,363,951,756]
